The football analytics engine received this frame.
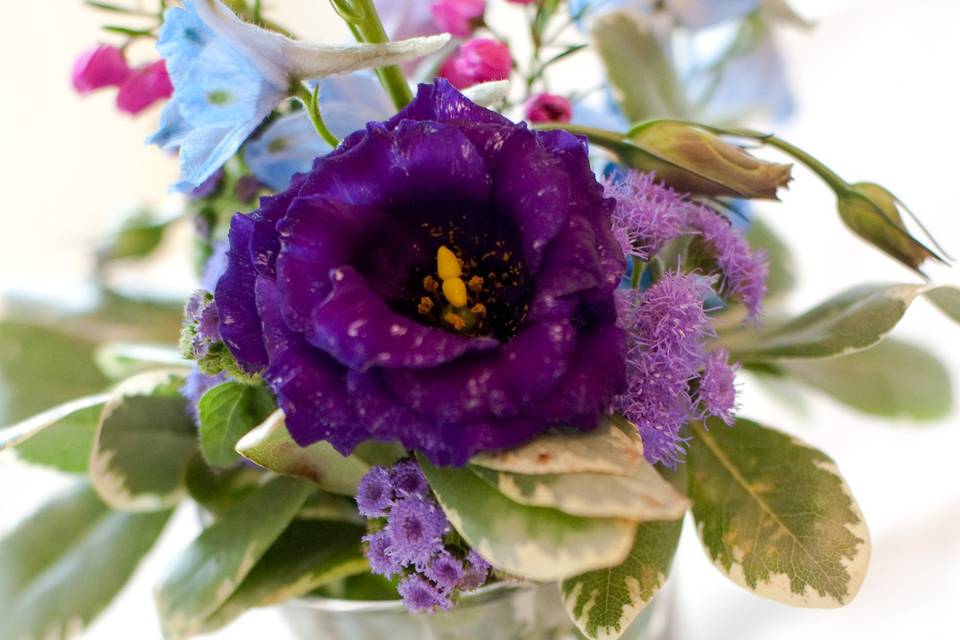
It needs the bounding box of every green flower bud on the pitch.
[837,182,944,272]
[627,120,793,199]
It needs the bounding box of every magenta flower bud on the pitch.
[524,93,573,124]
[71,44,130,95]
[440,38,511,89]
[116,60,173,115]
[430,0,485,38]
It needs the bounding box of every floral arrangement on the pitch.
[1,1,958,639]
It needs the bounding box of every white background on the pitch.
[1,1,958,638]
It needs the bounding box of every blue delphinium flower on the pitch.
[243,74,394,191]
[148,0,448,192]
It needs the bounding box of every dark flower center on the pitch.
[357,204,532,342]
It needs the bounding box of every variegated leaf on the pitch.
[0,395,107,473]
[716,283,960,362]
[470,417,645,477]
[155,475,314,639]
[470,459,689,521]
[200,521,368,632]
[420,457,636,582]
[687,419,870,607]
[561,519,683,640]
[235,411,369,496]
[89,369,196,511]
[0,482,171,640]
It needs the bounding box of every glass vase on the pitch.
[281,580,672,640]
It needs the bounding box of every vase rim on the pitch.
[290,580,543,614]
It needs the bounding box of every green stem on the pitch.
[342,0,414,110]
[761,136,849,195]
[294,84,341,148]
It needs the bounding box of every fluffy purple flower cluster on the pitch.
[608,171,762,466]
[606,171,768,319]
[356,460,492,612]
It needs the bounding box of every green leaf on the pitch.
[0,393,105,449]
[184,453,263,518]
[561,519,683,640]
[687,419,870,607]
[94,342,187,380]
[6,397,107,473]
[200,521,368,632]
[420,457,636,582]
[89,369,197,511]
[236,411,369,496]
[772,339,953,420]
[96,209,171,267]
[470,416,645,476]
[297,492,364,524]
[198,381,275,468]
[470,458,689,521]
[0,321,110,425]
[156,475,314,639]
[591,11,689,122]
[0,482,171,640]
[716,283,960,362]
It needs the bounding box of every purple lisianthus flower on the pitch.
[215,80,627,465]
[356,465,395,518]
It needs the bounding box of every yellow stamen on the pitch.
[417,297,434,315]
[437,245,462,281]
[423,275,440,293]
[442,277,468,308]
[443,311,467,331]
[467,275,484,293]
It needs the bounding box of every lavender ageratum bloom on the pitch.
[215,80,627,465]
[390,459,430,498]
[363,530,404,578]
[398,574,453,612]
[425,551,465,592]
[459,549,491,590]
[244,74,394,191]
[686,204,768,319]
[356,465,395,518]
[148,0,449,193]
[606,171,687,261]
[385,496,449,568]
[615,272,714,465]
[699,348,738,424]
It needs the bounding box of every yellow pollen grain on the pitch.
[467,275,484,293]
[423,275,440,293]
[437,246,462,280]
[417,297,434,315]
[442,277,468,308]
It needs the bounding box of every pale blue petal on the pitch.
[244,112,331,191]
[315,73,395,140]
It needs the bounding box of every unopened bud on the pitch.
[628,121,792,199]
[837,182,943,271]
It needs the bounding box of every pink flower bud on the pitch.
[524,93,573,124]
[430,0,485,38]
[71,44,130,95]
[116,60,173,116]
[440,39,511,90]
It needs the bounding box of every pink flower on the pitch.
[439,38,511,89]
[116,60,173,115]
[430,0,485,38]
[71,44,130,94]
[524,93,573,123]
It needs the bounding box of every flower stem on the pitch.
[333,0,413,110]
[294,84,341,148]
